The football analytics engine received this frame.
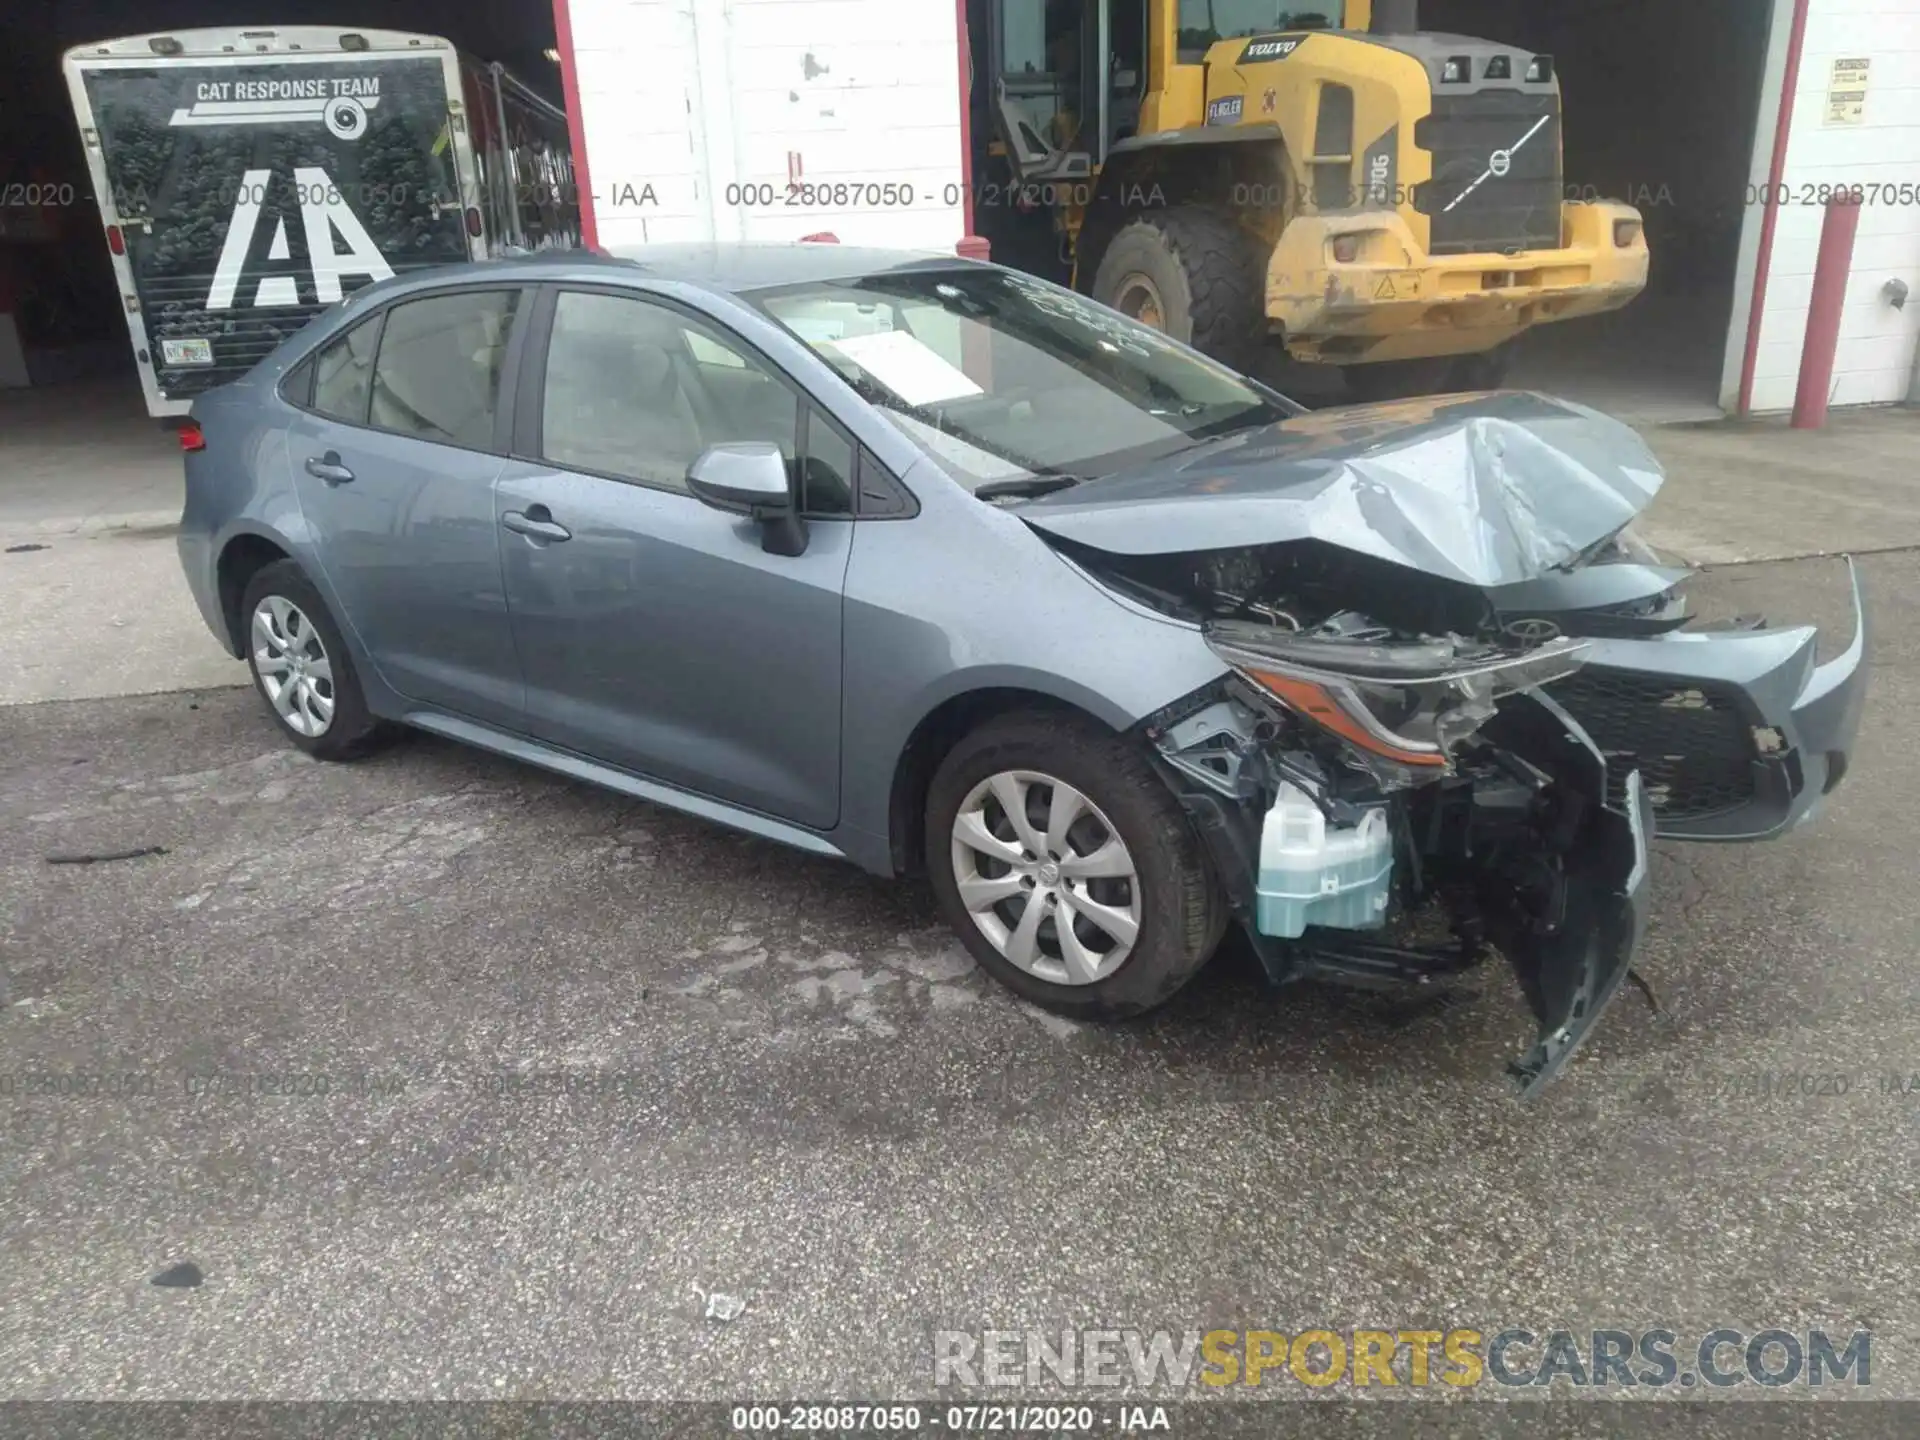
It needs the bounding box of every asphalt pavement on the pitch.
[1,550,1914,1412]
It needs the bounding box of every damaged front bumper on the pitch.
[1148,560,1868,1096]
[1546,559,1870,840]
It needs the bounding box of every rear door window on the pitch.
[310,316,382,425]
[368,290,520,450]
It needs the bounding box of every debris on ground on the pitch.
[44,846,169,866]
[692,1284,747,1322]
[150,1262,204,1288]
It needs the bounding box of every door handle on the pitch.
[304,452,355,486]
[501,508,572,543]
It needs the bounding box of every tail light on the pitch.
[799,231,840,244]
[106,225,126,255]
[1614,218,1644,248]
[465,207,483,238]
[1331,234,1362,264]
[178,422,206,453]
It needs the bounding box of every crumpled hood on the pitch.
[1017,391,1666,588]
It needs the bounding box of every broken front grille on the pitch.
[1547,670,1758,821]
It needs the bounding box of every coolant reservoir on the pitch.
[1255,783,1393,939]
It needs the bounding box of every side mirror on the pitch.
[687,442,808,557]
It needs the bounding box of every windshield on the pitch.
[751,267,1294,494]
[1178,4,1336,60]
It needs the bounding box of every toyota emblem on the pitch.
[1503,617,1562,644]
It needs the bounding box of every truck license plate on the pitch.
[160,338,215,367]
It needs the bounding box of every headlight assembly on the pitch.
[1204,621,1591,779]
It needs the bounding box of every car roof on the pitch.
[341,243,985,312]
[597,241,984,291]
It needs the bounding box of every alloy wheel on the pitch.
[949,769,1142,986]
[251,595,336,738]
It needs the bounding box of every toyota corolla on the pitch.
[176,244,1869,1093]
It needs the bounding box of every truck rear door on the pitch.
[71,44,476,415]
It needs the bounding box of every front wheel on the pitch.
[1342,343,1516,402]
[925,711,1227,1019]
[1089,207,1266,371]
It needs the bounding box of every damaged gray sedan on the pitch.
[179,245,1869,1093]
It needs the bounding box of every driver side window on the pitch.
[538,289,853,515]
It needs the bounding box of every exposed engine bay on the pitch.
[1095,539,1654,1094]
[1048,532,1859,1096]
[1004,394,1867,1094]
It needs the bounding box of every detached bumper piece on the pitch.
[1482,694,1654,1097]
[1547,559,1870,840]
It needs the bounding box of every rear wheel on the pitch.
[925,711,1226,1019]
[1090,207,1266,370]
[240,559,389,761]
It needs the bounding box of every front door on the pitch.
[495,286,853,831]
[286,285,527,726]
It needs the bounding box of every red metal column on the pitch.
[1737,0,1813,415]
[1791,194,1863,429]
[550,0,600,250]
[955,0,987,259]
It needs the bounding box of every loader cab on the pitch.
[985,0,1150,182]
[984,3,1360,183]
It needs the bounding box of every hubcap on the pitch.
[251,595,336,738]
[1114,273,1167,332]
[949,770,1142,986]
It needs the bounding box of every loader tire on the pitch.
[1090,207,1266,371]
[1341,357,1454,403]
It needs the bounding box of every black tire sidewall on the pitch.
[925,713,1222,1019]
[1093,223,1200,343]
[1090,208,1264,369]
[239,559,379,760]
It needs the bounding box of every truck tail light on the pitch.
[107,225,126,255]
[465,207,483,238]
[178,422,207,453]
[1331,234,1362,263]
[799,232,840,244]
[1614,218,1643,248]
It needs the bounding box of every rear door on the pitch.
[285,285,528,726]
[494,285,855,830]
[71,46,472,414]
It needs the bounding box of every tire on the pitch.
[1340,356,1454,403]
[1447,341,1515,392]
[925,710,1227,1019]
[239,559,389,761]
[1090,207,1266,370]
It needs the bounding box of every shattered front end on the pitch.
[1022,393,1870,1092]
[1146,614,1654,1096]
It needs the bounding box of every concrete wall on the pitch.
[562,0,969,251]
[1745,0,1920,411]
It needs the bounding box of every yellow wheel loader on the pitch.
[980,0,1648,398]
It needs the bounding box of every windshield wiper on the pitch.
[973,475,1087,502]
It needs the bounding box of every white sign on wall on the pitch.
[1825,58,1870,126]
